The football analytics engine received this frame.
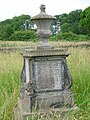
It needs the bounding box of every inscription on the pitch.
[34,60,63,90]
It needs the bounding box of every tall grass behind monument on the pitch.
[67,47,90,119]
[0,52,23,120]
[0,47,90,120]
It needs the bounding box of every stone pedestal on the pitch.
[14,48,76,120]
[13,4,77,120]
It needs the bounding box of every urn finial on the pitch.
[40,4,46,12]
[31,4,56,49]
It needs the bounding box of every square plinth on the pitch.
[17,48,75,120]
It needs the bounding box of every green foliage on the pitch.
[79,6,90,35]
[60,23,71,33]
[60,10,82,34]
[10,14,31,31]
[60,32,79,41]
[50,32,90,41]
[0,6,90,41]
[60,13,68,25]
[9,30,38,41]
[0,14,31,40]
[0,24,14,40]
[68,10,82,24]
[0,14,37,41]
[0,19,11,27]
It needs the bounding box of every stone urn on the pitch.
[31,4,56,49]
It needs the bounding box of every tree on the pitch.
[0,14,32,40]
[79,6,90,35]
[67,9,82,34]
[11,14,31,31]
[60,10,82,34]
[60,23,70,33]
[68,10,82,24]
[9,30,37,41]
[0,25,14,40]
[60,13,68,25]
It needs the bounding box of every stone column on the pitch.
[25,58,30,83]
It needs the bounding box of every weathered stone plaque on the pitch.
[34,58,63,91]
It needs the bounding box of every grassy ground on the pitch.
[0,40,90,47]
[67,47,90,120]
[0,52,23,120]
[0,45,90,119]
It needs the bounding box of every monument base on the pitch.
[14,48,77,120]
[14,99,78,120]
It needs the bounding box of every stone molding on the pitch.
[21,48,70,57]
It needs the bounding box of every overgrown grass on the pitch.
[0,40,90,48]
[0,46,90,119]
[0,41,37,47]
[0,52,23,120]
[67,47,90,120]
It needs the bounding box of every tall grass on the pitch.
[0,52,23,120]
[67,47,90,120]
[0,47,90,120]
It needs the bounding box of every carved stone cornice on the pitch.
[21,48,70,57]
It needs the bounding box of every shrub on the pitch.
[9,30,38,41]
[77,34,90,41]
[50,32,90,41]
[0,25,14,40]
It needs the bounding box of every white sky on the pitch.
[0,0,90,21]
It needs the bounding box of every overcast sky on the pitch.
[0,0,90,21]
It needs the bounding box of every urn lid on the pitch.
[31,4,56,20]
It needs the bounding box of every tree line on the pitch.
[55,6,90,35]
[0,6,90,41]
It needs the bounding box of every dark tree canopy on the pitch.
[79,6,90,35]
[0,14,32,40]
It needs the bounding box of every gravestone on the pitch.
[14,4,77,120]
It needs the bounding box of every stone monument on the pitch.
[14,4,76,120]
